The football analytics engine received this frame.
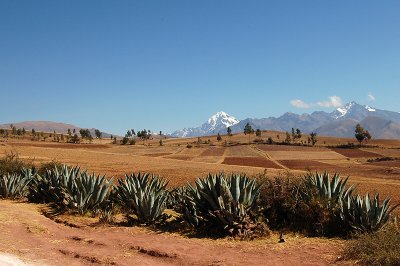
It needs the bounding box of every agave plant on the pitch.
[28,165,80,205]
[340,193,399,233]
[183,173,262,237]
[28,165,114,215]
[302,172,354,206]
[0,168,34,199]
[115,172,169,224]
[68,172,114,215]
[170,186,200,227]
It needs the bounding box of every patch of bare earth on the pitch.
[279,160,334,171]
[0,200,344,266]
[330,148,382,158]
[200,147,226,156]
[223,157,282,169]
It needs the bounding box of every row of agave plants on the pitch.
[0,165,398,238]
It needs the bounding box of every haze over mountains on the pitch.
[0,121,114,138]
[171,102,400,139]
[2,102,400,139]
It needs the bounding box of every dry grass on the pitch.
[343,220,400,265]
[1,136,400,203]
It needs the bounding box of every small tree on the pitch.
[244,123,254,143]
[255,129,262,138]
[291,128,301,143]
[122,137,129,145]
[355,124,371,145]
[227,127,232,136]
[310,132,318,146]
[95,129,102,139]
[159,139,163,146]
[67,128,71,137]
[71,134,80,144]
[217,133,222,141]
[285,131,291,144]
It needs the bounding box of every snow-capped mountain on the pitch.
[171,102,400,139]
[171,111,239,137]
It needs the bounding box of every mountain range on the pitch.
[171,102,400,139]
[0,121,114,138]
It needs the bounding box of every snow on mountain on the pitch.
[171,111,239,137]
[170,102,400,139]
[332,101,355,119]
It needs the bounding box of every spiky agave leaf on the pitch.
[340,193,399,233]
[0,168,34,199]
[27,165,81,205]
[115,172,169,224]
[183,173,262,237]
[72,173,114,215]
[303,171,354,206]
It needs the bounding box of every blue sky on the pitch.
[1,1,399,135]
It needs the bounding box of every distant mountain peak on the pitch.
[171,111,239,137]
[207,111,239,128]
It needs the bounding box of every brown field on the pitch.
[330,148,382,158]
[279,160,334,171]
[200,146,226,156]
[1,132,400,265]
[223,156,282,169]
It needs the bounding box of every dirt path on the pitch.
[0,200,346,266]
[252,146,289,170]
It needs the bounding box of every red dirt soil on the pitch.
[200,147,226,156]
[258,144,326,152]
[330,148,382,158]
[0,200,345,266]
[144,153,173,157]
[279,160,334,171]
[164,155,193,161]
[223,157,282,169]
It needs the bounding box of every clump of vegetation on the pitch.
[0,150,34,176]
[343,219,400,265]
[367,156,398,163]
[115,173,169,225]
[28,165,114,215]
[257,173,302,230]
[0,168,34,199]
[341,193,399,233]
[355,123,371,145]
[174,173,269,239]
[37,160,64,175]
[258,172,353,236]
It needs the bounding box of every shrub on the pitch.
[0,150,34,176]
[258,172,354,236]
[115,173,169,225]
[257,174,302,230]
[37,160,64,175]
[343,219,400,265]
[176,173,268,238]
